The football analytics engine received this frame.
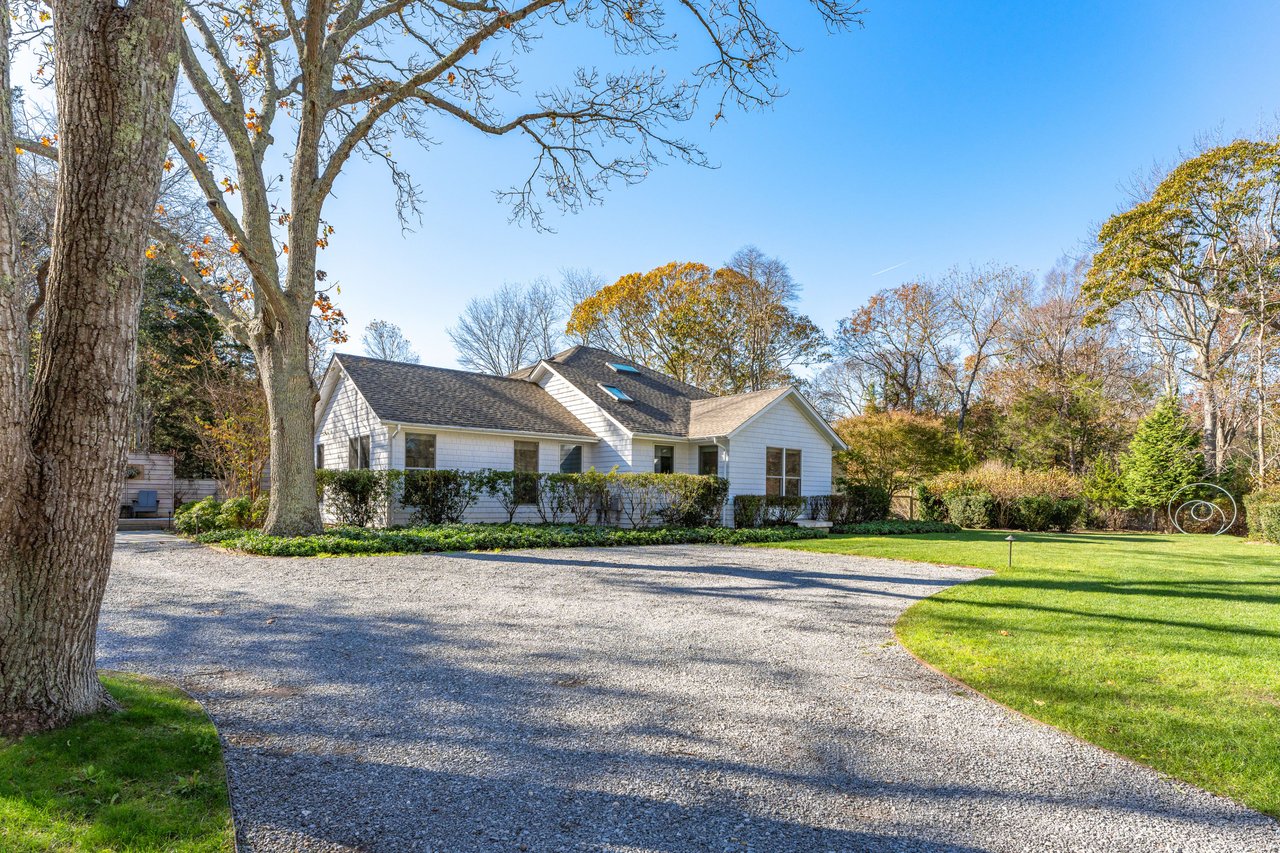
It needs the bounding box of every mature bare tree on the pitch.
[128,0,865,535]
[928,262,1032,434]
[449,279,565,374]
[719,245,829,391]
[835,282,946,413]
[0,0,184,735]
[362,318,420,363]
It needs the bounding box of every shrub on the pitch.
[562,469,610,524]
[607,472,665,527]
[478,470,522,523]
[925,462,1083,530]
[175,496,222,534]
[943,491,996,529]
[839,481,892,523]
[806,494,834,522]
[216,496,256,530]
[734,494,767,528]
[536,474,571,524]
[1244,491,1280,542]
[766,495,805,525]
[659,474,729,527]
[197,522,831,557]
[250,495,270,528]
[831,519,960,535]
[1008,495,1082,532]
[917,483,946,522]
[320,469,401,527]
[401,469,483,525]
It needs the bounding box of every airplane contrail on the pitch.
[871,260,909,277]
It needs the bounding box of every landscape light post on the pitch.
[1005,535,1016,569]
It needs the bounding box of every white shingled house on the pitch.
[314,345,846,526]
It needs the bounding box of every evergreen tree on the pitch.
[1082,453,1128,509]
[1122,397,1203,509]
[136,263,251,477]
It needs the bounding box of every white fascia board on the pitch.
[533,361,635,438]
[379,419,600,444]
[725,387,848,451]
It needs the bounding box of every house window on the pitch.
[559,444,583,474]
[348,435,371,469]
[653,444,675,474]
[765,447,801,497]
[608,362,640,374]
[514,440,540,503]
[698,445,719,477]
[315,443,324,469]
[405,432,436,469]
[598,383,634,402]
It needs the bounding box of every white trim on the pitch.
[530,361,636,438]
[315,357,383,445]
[597,382,635,402]
[725,387,847,451]
[379,419,600,444]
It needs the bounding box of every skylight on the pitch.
[608,362,640,374]
[598,383,634,402]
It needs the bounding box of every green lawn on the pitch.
[765,530,1280,818]
[0,672,234,852]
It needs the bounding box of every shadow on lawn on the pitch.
[96,542,1276,851]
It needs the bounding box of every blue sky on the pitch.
[320,0,1280,367]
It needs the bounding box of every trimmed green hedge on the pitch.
[195,522,829,556]
[831,520,960,535]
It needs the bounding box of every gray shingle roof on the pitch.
[687,387,791,438]
[334,354,596,438]
[535,346,717,437]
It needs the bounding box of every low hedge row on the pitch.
[1245,491,1280,543]
[196,522,829,556]
[831,520,960,535]
[175,495,268,534]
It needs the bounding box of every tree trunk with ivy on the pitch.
[0,0,183,737]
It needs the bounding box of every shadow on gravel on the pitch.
[453,549,965,606]
[96,566,1262,852]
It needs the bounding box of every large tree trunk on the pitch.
[255,298,323,537]
[0,0,182,737]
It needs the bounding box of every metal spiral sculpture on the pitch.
[1167,483,1237,535]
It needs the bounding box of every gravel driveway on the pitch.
[99,533,1278,852]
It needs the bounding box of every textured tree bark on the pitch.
[253,298,323,537]
[0,0,183,737]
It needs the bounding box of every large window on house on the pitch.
[348,435,371,469]
[405,432,436,469]
[653,444,675,474]
[315,443,324,469]
[559,444,583,474]
[765,447,801,496]
[698,445,719,477]
[514,440,540,503]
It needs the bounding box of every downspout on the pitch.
[386,423,401,528]
[713,436,731,526]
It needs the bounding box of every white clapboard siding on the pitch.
[121,452,176,518]
[537,368,632,471]
[387,427,593,525]
[725,395,835,511]
[315,369,390,523]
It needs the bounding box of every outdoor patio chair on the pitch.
[131,489,159,518]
